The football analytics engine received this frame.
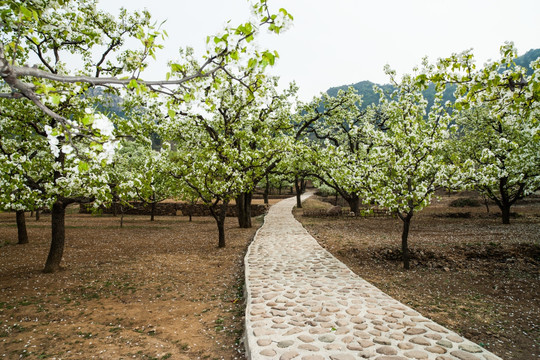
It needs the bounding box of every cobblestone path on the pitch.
[244,194,503,360]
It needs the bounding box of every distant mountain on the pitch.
[86,87,126,118]
[515,48,540,75]
[325,48,540,109]
[326,81,392,110]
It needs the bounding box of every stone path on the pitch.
[243,194,503,360]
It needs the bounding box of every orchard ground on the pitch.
[294,191,540,360]
[0,193,538,359]
[0,198,282,360]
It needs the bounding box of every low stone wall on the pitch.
[252,194,296,200]
[80,202,269,217]
[80,202,177,216]
[177,203,268,217]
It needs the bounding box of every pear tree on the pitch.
[112,140,174,222]
[367,64,454,269]
[300,89,382,214]
[0,0,292,271]
[0,98,49,245]
[163,71,296,245]
[437,43,540,224]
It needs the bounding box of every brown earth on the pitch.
[0,199,278,360]
[2,193,538,360]
[294,192,540,360]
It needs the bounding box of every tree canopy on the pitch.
[1,1,538,273]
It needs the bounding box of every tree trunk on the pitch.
[43,201,66,273]
[219,201,228,248]
[263,175,269,205]
[501,204,511,225]
[497,177,515,224]
[217,216,226,248]
[236,192,252,228]
[150,192,156,221]
[482,194,490,213]
[400,214,413,270]
[345,194,360,215]
[210,201,228,248]
[150,202,156,221]
[35,209,40,221]
[16,210,29,245]
[295,176,302,208]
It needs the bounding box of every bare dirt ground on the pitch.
[294,192,540,360]
[0,201,274,360]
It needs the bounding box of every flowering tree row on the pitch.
[304,43,540,268]
[0,0,294,272]
[1,1,538,273]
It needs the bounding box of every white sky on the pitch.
[98,0,540,101]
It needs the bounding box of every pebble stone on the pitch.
[280,350,300,360]
[244,194,503,360]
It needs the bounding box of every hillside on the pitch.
[326,48,540,109]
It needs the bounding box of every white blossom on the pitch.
[92,113,115,137]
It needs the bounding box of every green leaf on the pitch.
[248,58,257,69]
[128,79,138,89]
[167,109,175,119]
[78,161,89,172]
[19,5,32,20]
[171,63,183,72]
[50,94,61,106]
[90,142,103,151]
[262,51,275,66]
[81,114,93,126]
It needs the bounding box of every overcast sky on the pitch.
[98,0,540,101]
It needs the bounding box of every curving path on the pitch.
[244,194,502,360]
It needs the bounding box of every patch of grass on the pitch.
[11,324,28,333]
[76,331,94,339]
[109,327,122,333]
[81,292,100,300]
[37,353,56,359]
